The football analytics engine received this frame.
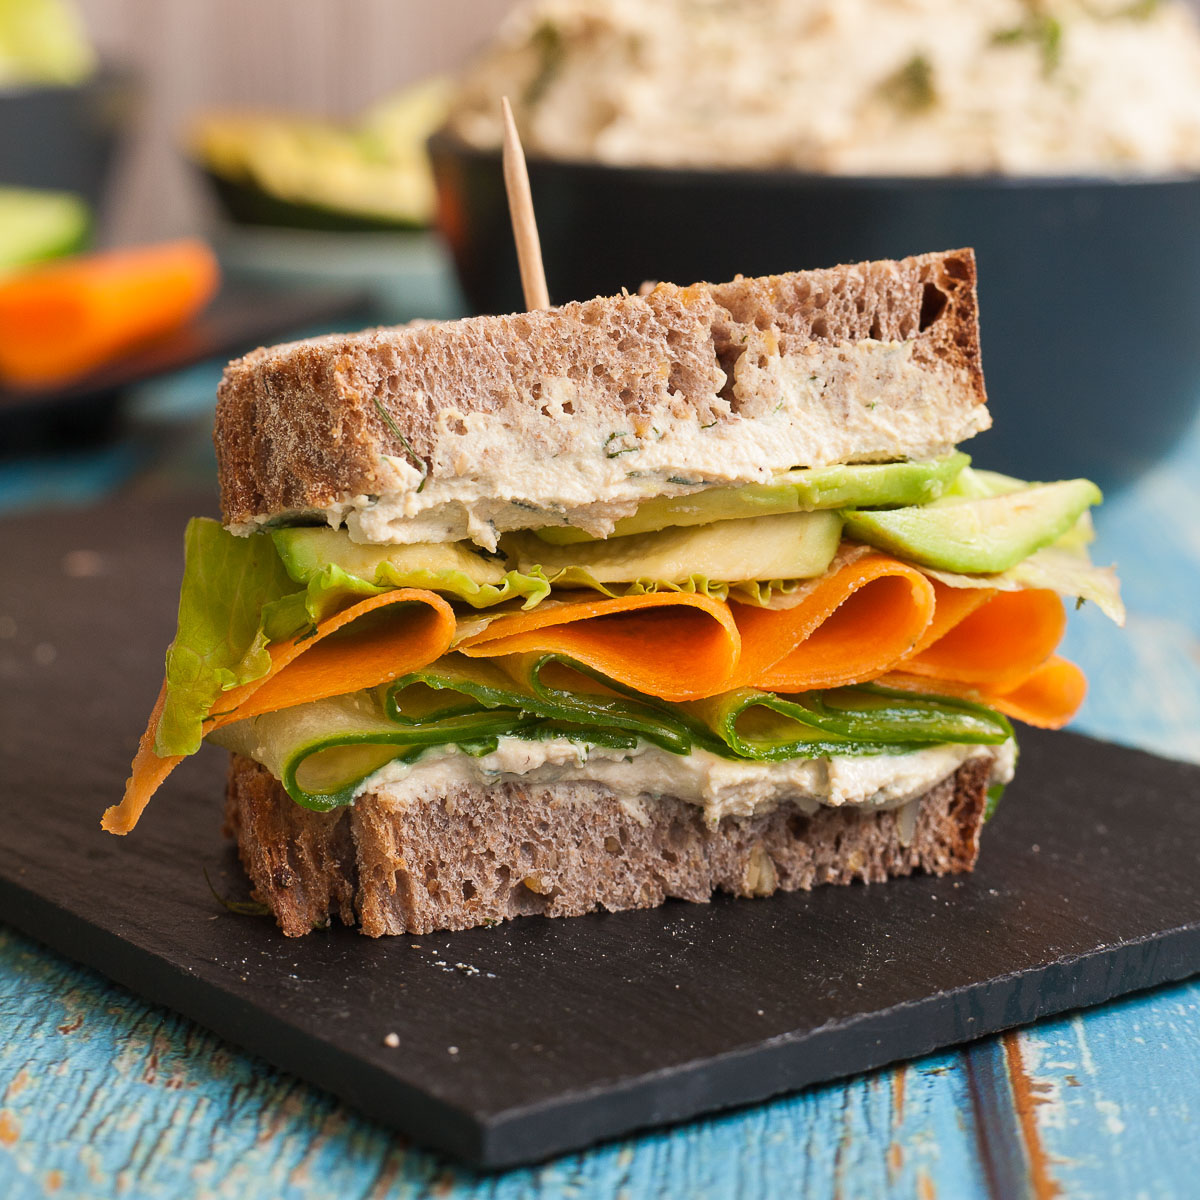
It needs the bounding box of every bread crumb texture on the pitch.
[224,753,990,937]
[215,250,986,529]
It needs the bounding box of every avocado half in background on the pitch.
[0,0,94,87]
[0,187,89,272]
[188,78,450,232]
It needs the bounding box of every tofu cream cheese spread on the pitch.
[246,339,989,549]
[358,735,1017,828]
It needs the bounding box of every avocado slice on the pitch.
[941,465,1026,500]
[841,479,1103,574]
[534,454,967,545]
[510,510,843,584]
[273,526,508,585]
[0,187,89,272]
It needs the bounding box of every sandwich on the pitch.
[103,248,1123,937]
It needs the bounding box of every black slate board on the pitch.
[3,494,1200,1168]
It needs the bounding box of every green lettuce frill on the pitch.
[156,518,548,757]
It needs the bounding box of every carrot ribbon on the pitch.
[457,593,741,702]
[103,589,454,834]
[112,554,1085,834]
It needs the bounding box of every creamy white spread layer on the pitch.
[450,0,1200,176]
[359,735,1016,829]
[245,339,987,549]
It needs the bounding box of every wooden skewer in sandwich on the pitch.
[500,95,551,312]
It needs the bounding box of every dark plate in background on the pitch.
[0,67,136,214]
[0,281,372,457]
[2,493,1200,1167]
[198,167,429,234]
[430,134,1200,491]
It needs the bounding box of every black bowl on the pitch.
[430,132,1200,490]
[0,67,135,214]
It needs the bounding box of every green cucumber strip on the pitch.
[207,691,421,810]
[387,652,698,755]
[680,683,1009,762]
[209,660,1013,811]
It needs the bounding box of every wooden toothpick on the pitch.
[500,96,550,311]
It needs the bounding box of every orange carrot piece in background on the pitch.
[102,588,454,836]
[0,239,219,389]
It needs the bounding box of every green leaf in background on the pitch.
[156,518,303,757]
[0,188,89,273]
[0,0,95,86]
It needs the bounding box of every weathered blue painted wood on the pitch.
[1011,981,1200,1200]
[0,923,995,1200]
[1,406,1198,1198]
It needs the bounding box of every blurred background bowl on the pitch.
[199,167,428,234]
[431,132,1200,491]
[0,65,134,213]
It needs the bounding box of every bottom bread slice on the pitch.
[223,752,992,937]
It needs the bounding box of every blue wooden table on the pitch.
[2,401,1199,1199]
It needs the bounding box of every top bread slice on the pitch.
[215,248,986,533]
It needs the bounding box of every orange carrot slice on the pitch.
[900,588,1067,692]
[0,239,219,389]
[987,656,1087,729]
[731,556,937,691]
[457,592,741,702]
[910,581,996,656]
[880,655,1086,729]
[103,589,454,835]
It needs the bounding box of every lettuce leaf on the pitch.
[155,521,550,757]
[526,568,824,609]
[920,546,1125,625]
[157,518,305,757]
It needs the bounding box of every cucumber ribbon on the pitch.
[208,652,1012,811]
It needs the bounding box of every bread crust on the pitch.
[215,250,985,529]
[224,753,991,938]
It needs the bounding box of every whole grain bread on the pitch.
[215,249,986,530]
[223,752,991,937]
